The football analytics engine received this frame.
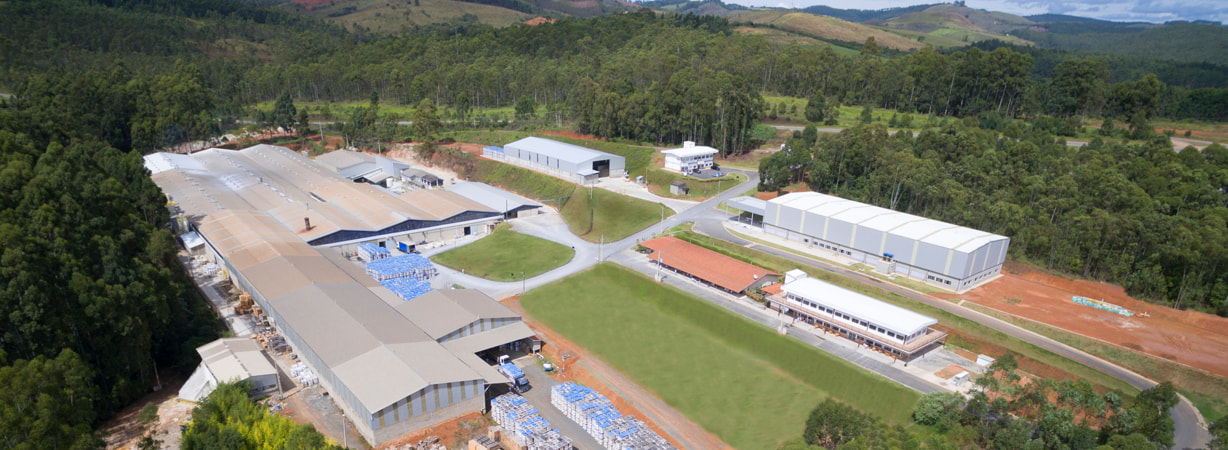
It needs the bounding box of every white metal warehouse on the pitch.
[764,192,1009,291]
[496,137,626,184]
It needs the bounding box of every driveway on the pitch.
[514,357,604,450]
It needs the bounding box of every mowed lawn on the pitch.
[432,225,574,281]
[561,188,672,242]
[521,264,919,450]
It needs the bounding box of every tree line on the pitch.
[0,64,223,447]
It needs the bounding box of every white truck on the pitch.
[497,355,530,392]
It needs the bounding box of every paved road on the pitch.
[693,218,1212,449]
[515,358,604,450]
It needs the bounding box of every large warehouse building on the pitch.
[762,192,1009,291]
[145,145,538,444]
[494,137,625,184]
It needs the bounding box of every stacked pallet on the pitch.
[365,254,438,282]
[253,330,287,353]
[551,382,673,450]
[489,394,573,450]
[358,243,391,261]
[290,362,318,386]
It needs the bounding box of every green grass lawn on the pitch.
[561,187,672,242]
[431,224,573,281]
[521,264,919,450]
[674,229,1141,397]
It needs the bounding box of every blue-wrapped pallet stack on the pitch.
[363,254,438,301]
[550,382,673,450]
[490,393,573,450]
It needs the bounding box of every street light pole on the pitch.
[341,413,347,448]
[659,204,664,235]
[521,271,526,296]
[599,235,604,261]
[654,250,664,281]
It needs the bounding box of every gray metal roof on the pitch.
[727,196,767,216]
[782,277,937,336]
[197,338,277,383]
[445,182,541,213]
[504,137,618,165]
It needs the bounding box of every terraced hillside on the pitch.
[729,10,925,51]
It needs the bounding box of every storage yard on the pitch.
[521,263,919,450]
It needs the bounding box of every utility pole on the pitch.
[521,271,526,296]
[659,204,665,235]
[654,250,664,281]
[599,235,604,261]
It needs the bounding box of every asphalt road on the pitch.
[692,217,1212,449]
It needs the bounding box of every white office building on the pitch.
[661,141,718,173]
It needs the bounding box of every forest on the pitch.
[1,0,1227,445]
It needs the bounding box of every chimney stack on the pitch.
[304,217,312,231]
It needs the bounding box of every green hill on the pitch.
[871,4,1032,46]
[279,0,633,30]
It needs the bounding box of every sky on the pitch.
[723,0,1228,23]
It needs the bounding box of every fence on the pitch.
[550,382,673,450]
[489,393,573,450]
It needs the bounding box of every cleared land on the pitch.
[728,10,925,51]
[950,261,1228,422]
[432,224,574,281]
[520,263,920,450]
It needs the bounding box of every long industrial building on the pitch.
[488,137,626,184]
[767,270,945,361]
[145,145,538,444]
[144,145,503,248]
[759,192,1009,291]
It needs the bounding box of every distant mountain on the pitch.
[281,0,634,31]
[637,0,748,16]
[1013,21,1228,65]
[798,3,937,23]
[1024,14,1144,26]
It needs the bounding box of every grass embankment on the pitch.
[432,224,574,281]
[521,263,919,450]
[671,229,1141,397]
[562,187,673,241]
[461,157,672,242]
[960,301,1228,423]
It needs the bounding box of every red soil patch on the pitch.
[953,261,1228,379]
[441,142,483,156]
[937,325,1079,383]
[755,191,779,200]
[539,130,605,142]
[376,411,487,450]
[934,365,968,379]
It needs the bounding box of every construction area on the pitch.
[953,261,1228,379]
